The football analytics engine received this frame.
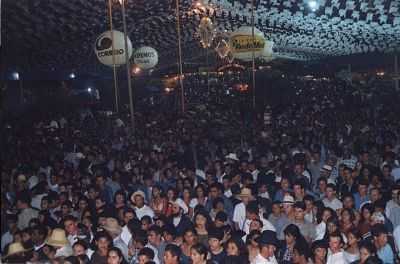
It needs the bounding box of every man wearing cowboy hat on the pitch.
[3,242,30,263]
[45,228,73,257]
[233,187,254,230]
[252,230,279,264]
[131,190,155,220]
[102,217,129,261]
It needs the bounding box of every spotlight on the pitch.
[87,87,92,93]
[132,67,141,75]
[308,0,319,11]
[12,72,20,80]
[69,73,76,79]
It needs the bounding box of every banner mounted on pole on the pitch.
[94,30,133,66]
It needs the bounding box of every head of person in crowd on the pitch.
[163,244,182,264]
[138,247,155,264]
[256,230,279,261]
[190,243,208,264]
[311,240,328,264]
[107,246,125,264]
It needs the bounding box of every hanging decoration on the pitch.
[215,39,230,58]
[229,26,265,62]
[198,16,216,48]
[94,30,133,66]
[133,46,159,69]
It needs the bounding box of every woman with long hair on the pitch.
[189,185,208,217]
[340,208,356,234]
[224,237,249,264]
[190,243,209,264]
[310,240,328,264]
[278,224,309,264]
[358,203,374,239]
[150,185,167,216]
[194,210,212,246]
[107,247,127,264]
[351,241,377,264]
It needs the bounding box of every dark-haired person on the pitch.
[163,244,182,264]
[138,247,156,264]
[293,201,316,243]
[326,232,347,264]
[16,192,39,230]
[372,224,394,264]
[73,240,94,260]
[107,246,126,264]
[278,224,308,264]
[31,225,48,261]
[311,240,328,264]
[354,180,371,210]
[252,230,279,264]
[90,231,113,264]
[190,243,209,264]
[344,229,360,263]
[292,242,311,264]
[351,241,378,264]
[322,184,343,212]
[148,225,167,263]
[208,228,226,263]
[225,237,249,264]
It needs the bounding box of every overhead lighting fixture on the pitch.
[12,72,20,80]
[69,73,76,79]
[308,0,319,12]
[132,67,141,75]
[87,87,92,93]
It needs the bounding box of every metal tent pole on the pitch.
[176,0,185,113]
[251,0,256,110]
[107,0,119,113]
[120,0,135,131]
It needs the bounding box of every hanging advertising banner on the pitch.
[229,26,266,61]
[133,46,158,70]
[94,30,133,66]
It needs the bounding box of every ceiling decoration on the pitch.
[2,0,400,74]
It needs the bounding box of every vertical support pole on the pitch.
[251,0,256,110]
[176,0,185,113]
[108,0,119,113]
[121,0,135,132]
[395,54,399,91]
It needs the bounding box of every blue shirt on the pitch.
[353,193,370,209]
[377,244,394,264]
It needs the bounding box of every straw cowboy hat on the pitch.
[103,217,122,235]
[46,228,69,248]
[238,187,253,199]
[130,190,146,201]
[3,242,29,259]
[225,153,239,161]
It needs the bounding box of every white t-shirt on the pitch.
[394,225,400,258]
[134,205,154,220]
[233,202,246,230]
[327,251,348,264]
[323,198,343,211]
[251,254,278,264]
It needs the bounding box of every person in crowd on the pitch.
[311,240,328,264]
[90,231,113,264]
[225,237,249,264]
[372,224,395,264]
[107,246,127,264]
[344,229,361,263]
[326,232,347,264]
[190,243,209,264]
[208,227,227,263]
[278,224,308,264]
[163,244,182,264]
[252,230,279,264]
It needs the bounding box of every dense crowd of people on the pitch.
[1,76,400,264]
